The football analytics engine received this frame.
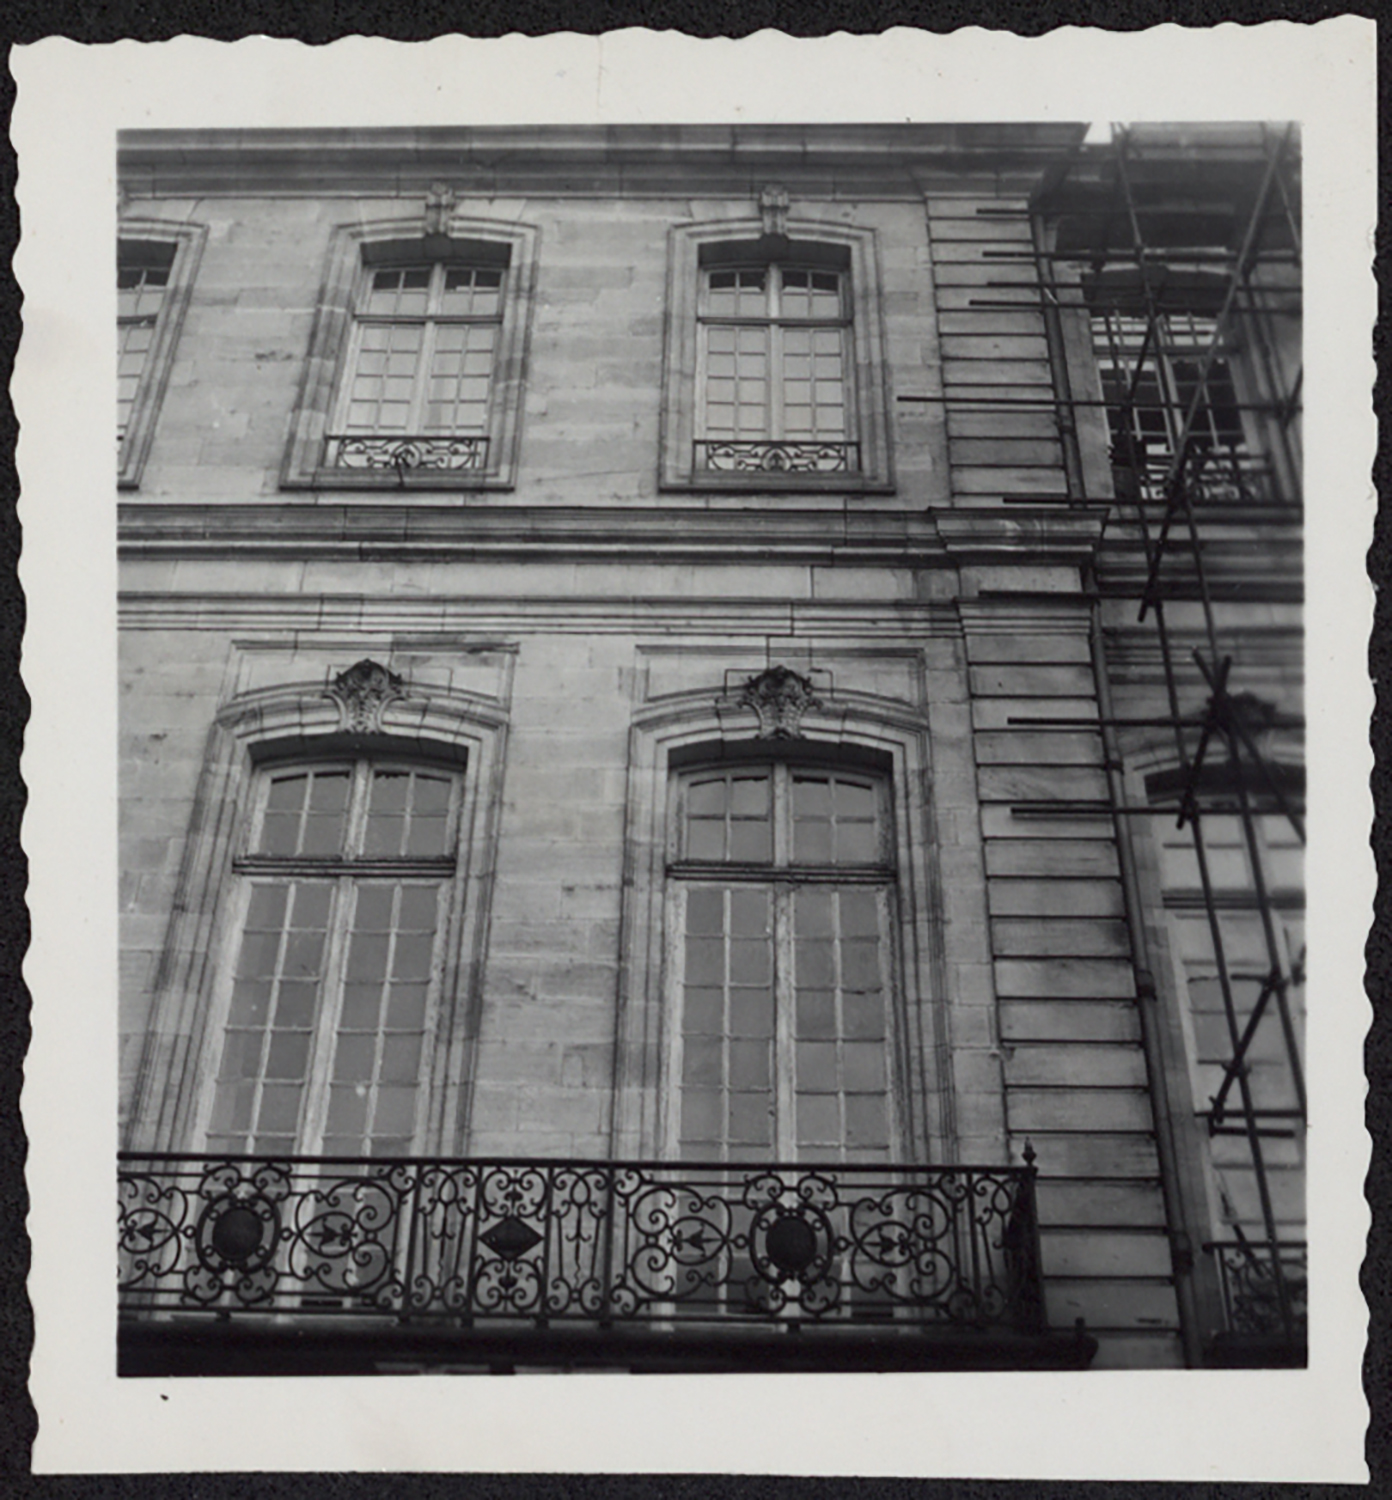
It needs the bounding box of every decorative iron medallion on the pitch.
[764,1212,819,1277]
[196,1192,279,1273]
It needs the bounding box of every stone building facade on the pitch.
[115,124,1304,1375]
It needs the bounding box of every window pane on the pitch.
[683,1038,723,1086]
[686,887,724,935]
[795,1094,840,1148]
[381,1033,423,1084]
[728,1094,773,1148]
[683,987,724,1035]
[386,983,429,1031]
[680,1090,721,1146]
[729,1039,770,1090]
[673,765,895,1162]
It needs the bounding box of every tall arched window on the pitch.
[665,756,899,1163]
[204,755,464,1158]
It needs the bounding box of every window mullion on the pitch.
[773,883,796,1160]
[299,874,354,1155]
[408,317,438,436]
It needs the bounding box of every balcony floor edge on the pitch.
[118,1319,1099,1377]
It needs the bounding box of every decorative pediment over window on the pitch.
[740,665,822,739]
[327,659,407,733]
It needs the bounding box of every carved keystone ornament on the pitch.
[740,666,822,739]
[327,659,407,733]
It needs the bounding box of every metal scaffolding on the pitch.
[955,124,1306,1363]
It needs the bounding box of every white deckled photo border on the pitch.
[12,23,1376,1480]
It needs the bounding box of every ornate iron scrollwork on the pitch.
[695,439,858,474]
[324,434,489,475]
[119,1154,1044,1338]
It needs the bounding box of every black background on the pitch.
[0,0,1384,1492]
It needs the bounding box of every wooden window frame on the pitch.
[282,217,538,493]
[660,220,894,494]
[199,757,466,1158]
[662,759,902,1164]
[117,220,207,491]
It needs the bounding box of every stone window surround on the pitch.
[281,214,540,493]
[659,216,895,494]
[610,685,969,1165]
[117,218,208,491]
[124,671,509,1156]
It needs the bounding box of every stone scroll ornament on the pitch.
[740,666,822,739]
[326,659,407,734]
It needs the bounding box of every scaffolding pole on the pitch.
[985,123,1307,1360]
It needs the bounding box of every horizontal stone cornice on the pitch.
[118,502,954,566]
[118,123,1088,200]
[116,593,968,636]
[117,123,1086,202]
[933,507,1109,567]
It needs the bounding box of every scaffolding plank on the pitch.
[931,240,1038,263]
[948,437,1064,467]
[925,213,1035,240]
[931,261,1042,287]
[1005,1044,1148,1088]
[1010,1087,1154,1133]
[951,467,1070,496]
[1046,1279,1180,1332]
[977,764,1111,802]
[994,956,1138,998]
[964,633,1093,666]
[970,663,1097,698]
[938,309,1048,337]
[975,730,1105,764]
[947,408,1059,440]
[972,697,1101,730]
[939,332,1052,362]
[942,357,1053,386]
[1021,1132,1163,1179]
[986,840,1121,878]
[999,998,1140,1043]
[1039,1229,1174,1280]
[1036,1179,1166,1225]
[981,808,1114,841]
[988,878,1125,917]
[991,917,1131,958]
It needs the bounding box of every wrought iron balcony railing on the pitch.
[119,1154,1045,1340]
[322,434,490,476]
[694,440,860,475]
[1206,1238,1308,1356]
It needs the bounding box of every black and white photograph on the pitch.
[13,25,1374,1480]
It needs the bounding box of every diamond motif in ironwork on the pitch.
[480,1216,542,1261]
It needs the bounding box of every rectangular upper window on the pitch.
[117,225,205,489]
[697,263,855,474]
[661,224,893,492]
[326,261,506,473]
[282,219,538,492]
